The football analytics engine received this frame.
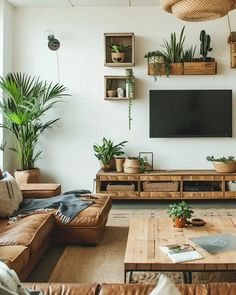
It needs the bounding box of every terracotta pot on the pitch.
[107,90,117,97]
[213,161,236,173]
[123,158,140,174]
[100,158,115,172]
[14,168,40,186]
[174,217,187,228]
[111,52,125,63]
[115,157,125,172]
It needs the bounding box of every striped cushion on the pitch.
[0,172,23,218]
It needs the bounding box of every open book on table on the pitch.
[160,244,203,263]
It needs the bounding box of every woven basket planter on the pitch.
[213,161,236,173]
[143,181,179,192]
[160,0,236,22]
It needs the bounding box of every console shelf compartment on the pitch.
[96,169,236,200]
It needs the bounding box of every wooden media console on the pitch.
[96,169,236,200]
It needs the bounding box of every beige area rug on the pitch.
[49,208,236,284]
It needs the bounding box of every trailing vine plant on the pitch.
[125,69,135,130]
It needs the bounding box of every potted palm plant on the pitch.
[168,201,194,228]
[93,138,127,172]
[0,73,69,185]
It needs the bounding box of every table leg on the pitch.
[183,271,192,284]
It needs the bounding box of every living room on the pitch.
[1,0,236,294]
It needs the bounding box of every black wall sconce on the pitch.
[47,34,60,51]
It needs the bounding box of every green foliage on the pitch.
[162,26,186,63]
[182,45,196,62]
[109,43,131,53]
[200,30,212,60]
[0,73,69,170]
[168,201,194,222]
[93,138,127,165]
[107,79,114,90]
[144,27,185,81]
[206,156,235,163]
[144,50,165,61]
[144,50,171,80]
[138,157,145,173]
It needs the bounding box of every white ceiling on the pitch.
[7,0,160,7]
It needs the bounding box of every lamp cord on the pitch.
[56,51,60,84]
[227,13,232,35]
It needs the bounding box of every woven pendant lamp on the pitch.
[160,0,236,22]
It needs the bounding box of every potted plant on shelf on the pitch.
[107,79,116,98]
[93,138,127,172]
[200,30,213,62]
[0,73,69,185]
[144,50,171,81]
[161,26,186,75]
[168,201,194,228]
[206,156,236,173]
[144,26,185,79]
[109,43,131,63]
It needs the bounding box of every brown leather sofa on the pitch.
[0,190,112,280]
[22,282,236,294]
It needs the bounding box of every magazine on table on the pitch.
[160,244,203,263]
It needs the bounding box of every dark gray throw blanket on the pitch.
[9,190,93,224]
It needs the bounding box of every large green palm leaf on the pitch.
[0,73,70,170]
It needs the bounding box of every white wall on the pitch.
[7,6,236,191]
[0,0,13,170]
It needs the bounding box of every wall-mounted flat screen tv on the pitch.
[150,90,232,138]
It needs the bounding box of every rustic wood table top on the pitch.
[124,216,236,272]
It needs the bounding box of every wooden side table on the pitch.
[20,183,61,198]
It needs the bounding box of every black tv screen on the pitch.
[150,90,232,138]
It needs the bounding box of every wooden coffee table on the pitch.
[124,216,236,283]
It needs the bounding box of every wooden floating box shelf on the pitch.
[104,75,135,100]
[148,62,217,76]
[148,62,183,76]
[104,32,135,67]
[183,62,217,75]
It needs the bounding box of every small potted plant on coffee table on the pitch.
[206,155,236,173]
[168,201,194,228]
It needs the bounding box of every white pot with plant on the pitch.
[206,156,236,173]
[93,138,127,172]
[0,73,69,185]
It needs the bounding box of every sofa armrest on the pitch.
[20,183,61,199]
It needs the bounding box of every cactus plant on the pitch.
[200,30,212,61]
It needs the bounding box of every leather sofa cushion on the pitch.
[0,245,29,274]
[100,284,208,295]
[0,213,54,255]
[55,194,112,228]
[100,284,155,294]
[209,283,236,294]
[23,283,100,295]
[177,284,208,295]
